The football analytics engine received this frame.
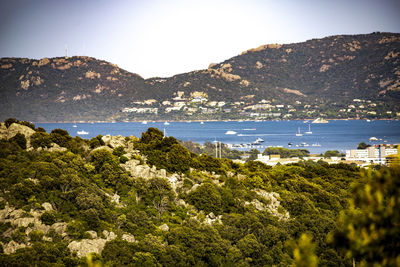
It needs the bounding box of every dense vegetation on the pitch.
[1,32,400,121]
[0,121,399,266]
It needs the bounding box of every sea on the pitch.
[36,120,400,154]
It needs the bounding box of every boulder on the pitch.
[68,239,108,258]
[42,202,53,211]
[51,222,67,235]
[158,224,169,232]
[101,135,126,148]
[122,233,136,243]
[1,240,28,254]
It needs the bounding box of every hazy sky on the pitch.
[1,0,399,78]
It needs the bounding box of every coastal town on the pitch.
[119,93,400,122]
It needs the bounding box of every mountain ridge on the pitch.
[1,32,399,121]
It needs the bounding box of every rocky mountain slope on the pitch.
[1,32,399,121]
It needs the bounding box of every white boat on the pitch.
[77,130,89,135]
[225,130,237,135]
[164,121,170,125]
[369,137,378,141]
[312,118,329,124]
[312,143,321,147]
[142,121,147,125]
[296,127,303,136]
[200,121,204,124]
[72,124,77,128]
[305,124,312,134]
[253,138,264,144]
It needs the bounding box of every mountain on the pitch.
[1,32,399,122]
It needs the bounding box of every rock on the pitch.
[208,212,216,220]
[86,230,98,239]
[101,135,126,148]
[1,240,27,254]
[42,202,53,211]
[110,194,120,204]
[122,233,136,243]
[46,143,68,152]
[176,199,189,207]
[102,230,116,241]
[167,174,181,190]
[6,123,36,140]
[158,224,169,232]
[51,222,67,235]
[68,239,108,258]
[92,146,113,153]
[204,213,222,225]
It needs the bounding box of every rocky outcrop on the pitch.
[244,190,290,220]
[204,212,222,225]
[67,230,116,258]
[121,233,136,242]
[122,159,166,180]
[0,123,36,148]
[158,224,169,232]
[0,203,69,254]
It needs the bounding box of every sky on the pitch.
[1,0,399,78]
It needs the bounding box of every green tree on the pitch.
[9,133,27,150]
[330,163,400,266]
[357,142,371,149]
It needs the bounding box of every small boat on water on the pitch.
[296,127,303,136]
[312,143,321,147]
[142,121,148,125]
[296,142,309,147]
[253,138,264,144]
[225,130,237,135]
[369,136,378,141]
[200,121,204,124]
[288,142,293,147]
[77,130,89,135]
[164,121,170,125]
[72,124,77,128]
[305,124,312,134]
[312,118,328,124]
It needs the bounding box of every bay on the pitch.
[36,120,400,154]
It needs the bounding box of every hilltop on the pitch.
[1,32,399,121]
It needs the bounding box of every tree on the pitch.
[9,133,27,150]
[357,142,371,149]
[330,163,400,266]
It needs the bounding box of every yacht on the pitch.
[253,138,264,144]
[77,130,89,135]
[305,124,312,134]
[296,127,303,136]
[225,130,237,135]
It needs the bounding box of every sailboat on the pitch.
[305,124,312,134]
[296,127,303,136]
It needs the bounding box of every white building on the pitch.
[346,146,398,164]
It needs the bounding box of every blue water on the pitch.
[36,120,400,154]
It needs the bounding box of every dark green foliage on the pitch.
[50,129,72,147]
[263,147,310,158]
[0,242,76,266]
[186,182,223,215]
[9,133,27,150]
[323,150,345,158]
[89,135,104,149]
[30,132,52,149]
[40,211,57,225]
[0,125,391,266]
[357,142,371,149]
[4,118,18,128]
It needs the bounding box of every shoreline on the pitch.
[33,118,399,124]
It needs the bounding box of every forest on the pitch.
[0,119,398,266]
